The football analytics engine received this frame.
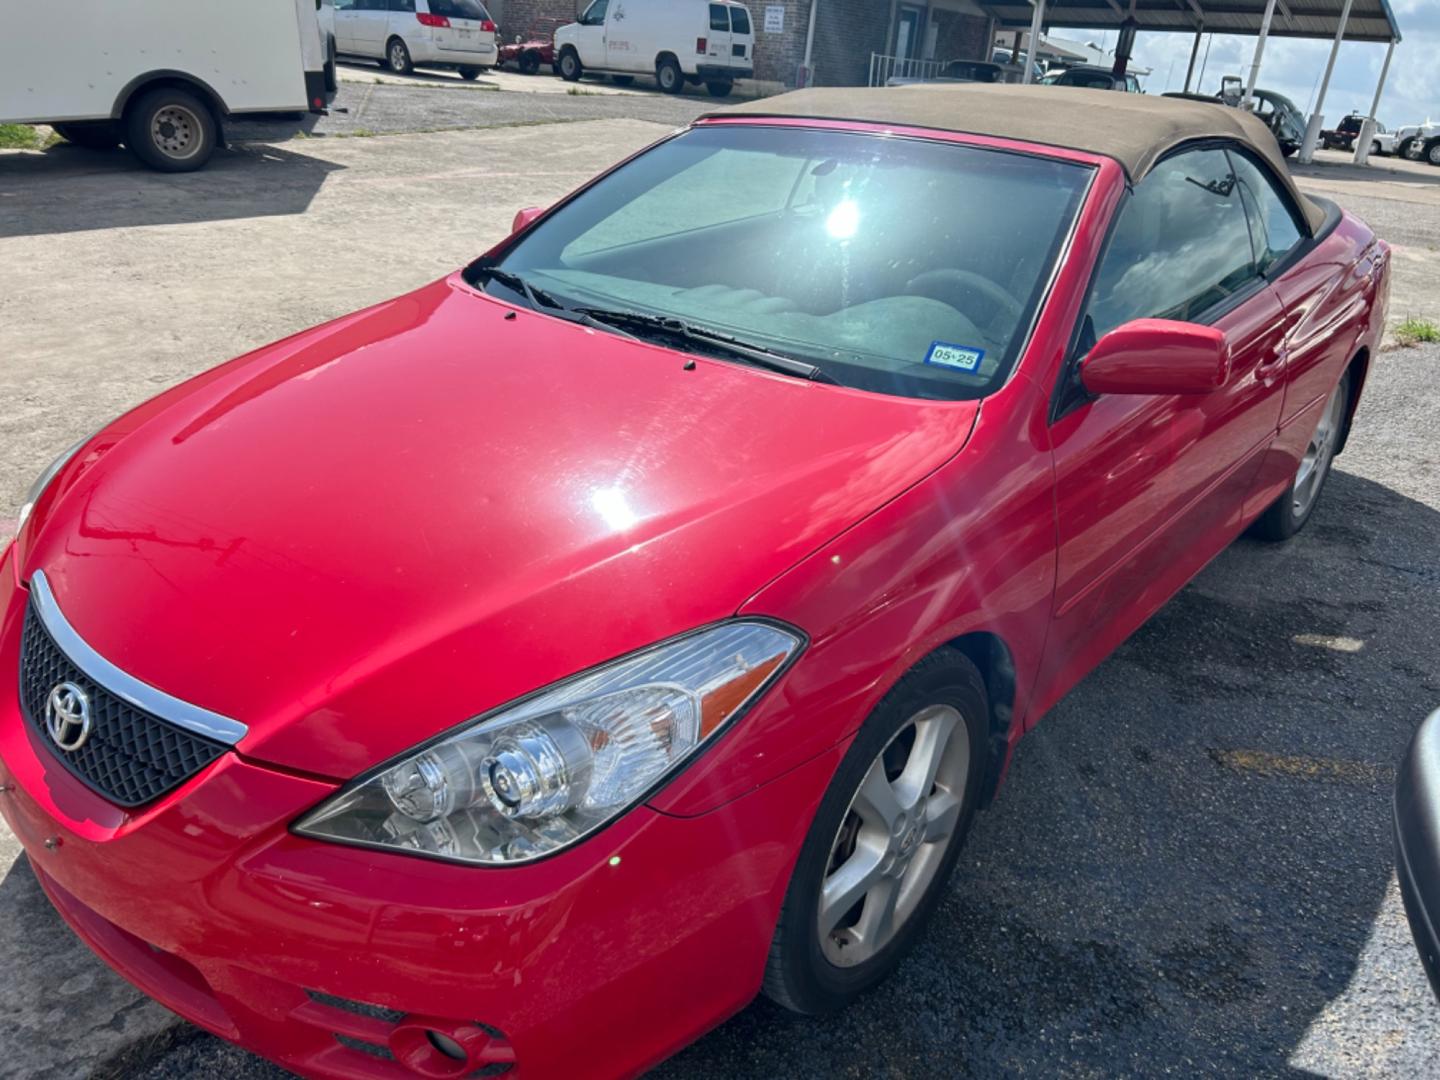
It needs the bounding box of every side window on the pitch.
[390,0,416,12]
[1228,149,1305,274]
[579,0,608,26]
[730,5,751,34]
[335,0,356,9]
[710,4,730,31]
[1086,148,1258,339]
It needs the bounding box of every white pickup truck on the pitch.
[1396,122,1440,166]
[0,0,335,171]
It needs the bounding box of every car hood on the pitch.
[22,278,978,778]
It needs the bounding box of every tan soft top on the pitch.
[714,84,1325,235]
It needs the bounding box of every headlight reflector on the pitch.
[295,620,802,865]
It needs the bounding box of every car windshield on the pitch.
[475,125,1091,400]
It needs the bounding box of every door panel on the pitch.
[1032,146,1290,719]
[702,4,733,69]
[574,0,608,67]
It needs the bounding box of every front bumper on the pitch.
[0,546,843,1078]
[1396,708,1440,1000]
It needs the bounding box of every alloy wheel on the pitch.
[1292,381,1346,519]
[818,704,969,967]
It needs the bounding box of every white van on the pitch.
[334,0,498,79]
[555,0,755,97]
[0,0,334,172]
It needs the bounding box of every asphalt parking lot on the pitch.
[2,80,1439,1079]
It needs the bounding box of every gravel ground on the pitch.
[227,76,710,142]
[1,81,1438,1079]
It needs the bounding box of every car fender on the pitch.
[651,370,1056,818]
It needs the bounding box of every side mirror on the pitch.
[511,206,543,234]
[1080,318,1230,396]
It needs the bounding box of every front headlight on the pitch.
[295,620,803,865]
[17,438,88,530]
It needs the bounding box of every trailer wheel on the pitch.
[52,122,122,150]
[124,86,218,172]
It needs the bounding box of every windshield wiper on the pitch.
[572,307,837,384]
[474,267,639,340]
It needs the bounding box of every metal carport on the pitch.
[977,0,1403,164]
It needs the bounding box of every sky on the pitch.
[1056,0,1436,128]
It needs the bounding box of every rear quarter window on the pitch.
[730,5,752,34]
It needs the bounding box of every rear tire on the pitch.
[386,37,413,75]
[124,86,217,172]
[656,54,684,94]
[1371,140,1383,157]
[1401,136,1422,160]
[325,39,339,93]
[518,50,541,76]
[1251,371,1350,542]
[1427,139,1440,167]
[459,66,482,80]
[558,48,582,82]
[706,79,734,97]
[763,649,987,1015]
[52,121,121,150]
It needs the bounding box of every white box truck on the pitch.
[555,0,755,98]
[0,0,337,172]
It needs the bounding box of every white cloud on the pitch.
[1060,4,1436,128]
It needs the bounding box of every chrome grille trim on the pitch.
[28,570,248,746]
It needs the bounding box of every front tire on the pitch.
[1401,137,1422,160]
[459,66,482,80]
[558,48,582,82]
[763,649,987,1015]
[386,37,413,75]
[518,50,541,76]
[52,121,121,150]
[656,55,684,94]
[1251,372,1350,542]
[1372,140,1383,157]
[124,86,217,172]
[1426,139,1440,167]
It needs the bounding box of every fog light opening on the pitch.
[426,1030,467,1062]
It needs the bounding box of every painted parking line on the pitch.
[1210,748,1394,786]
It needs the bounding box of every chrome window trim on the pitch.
[28,570,248,746]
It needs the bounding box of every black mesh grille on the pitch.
[18,602,226,807]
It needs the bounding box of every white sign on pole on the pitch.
[764,5,785,33]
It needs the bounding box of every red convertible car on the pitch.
[0,86,1387,1078]
[496,18,565,76]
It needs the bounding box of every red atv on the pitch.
[498,18,567,76]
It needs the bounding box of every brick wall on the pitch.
[929,11,991,66]
[808,0,890,88]
[749,1,811,86]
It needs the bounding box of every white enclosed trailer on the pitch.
[0,0,337,171]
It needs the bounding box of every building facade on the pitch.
[487,0,992,88]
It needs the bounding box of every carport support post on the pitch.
[1241,0,1278,110]
[1021,0,1045,84]
[1352,38,1396,165]
[1298,0,1354,164]
[1183,25,1203,92]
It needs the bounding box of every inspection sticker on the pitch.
[924,342,985,372]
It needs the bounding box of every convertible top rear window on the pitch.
[480,125,1092,401]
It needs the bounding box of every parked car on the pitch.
[334,0,497,79]
[0,84,1387,1080]
[497,17,566,75]
[990,47,1044,82]
[1041,64,1142,92]
[555,0,754,97]
[0,0,332,172]
[887,59,1019,87]
[1320,112,1369,152]
[1396,122,1440,166]
[1372,126,1400,156]
[1164,85,1305,157]
[1396,709,1440,999]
